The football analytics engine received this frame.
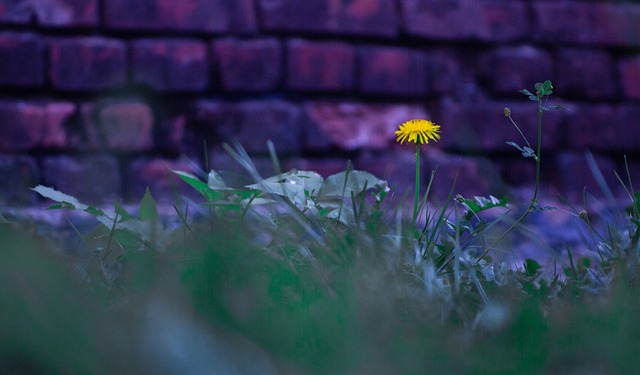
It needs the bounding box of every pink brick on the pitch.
[534,2,640,47]
[214,38,282,92]
[0,33,44,87]
[286,40,354,92]
[401,0,529,42]
[555,49,616,100]
[620,56,640,100]
[357,46,427,96]
[258,0,398,37]
[103,0,256,33]
[131,39,209,92]
[0,100,45,152]
[50,37,127,91]
[0,0,98,26]
[97,102,155,152]
[0,155,39,206]
[479,46,553,96]
[41,154,121,203]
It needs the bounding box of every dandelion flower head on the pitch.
[395,119,441,145]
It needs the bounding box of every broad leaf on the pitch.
[138,187,159,222]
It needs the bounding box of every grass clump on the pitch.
[3,80,640,373]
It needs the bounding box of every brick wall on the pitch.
[1,0,640,208]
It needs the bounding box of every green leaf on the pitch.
[31,185,87,211]
[506,142,536,159]
[138,187,159,222]
[172,170,223,201]
[524,258,542,277]
[460,195,509,221]
[319,170,388,199]
[246,169,324,206]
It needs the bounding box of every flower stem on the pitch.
[412,143,421,228]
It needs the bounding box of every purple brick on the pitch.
[620,56,640,100]
[258,0,398,37]
[103,0,256,33]
[42,102,76,149]
[0,100,45,152]
[555,49,616,100]
[131,39,209,92]
[124,158,197,204]
[41,154,121,203]
[555,152,618,200]
[214,38,282,92]
[566,104,640,153]
[0,33,44,87]
[479,46,553,96]
[401,0,529,42]
[97,101,155,152]
[304,101,429,151]
[427,48,478,98]
[215,101,303,155]
[286,40,355,92]
[357,46,427,97]
[423,150,503,204]
[50,37,127,91]
[534,2,640,47]
[0,155,39,206]
[0,0,98,26]
[436,101,562,153]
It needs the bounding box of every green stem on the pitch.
[479,95,545,261]
[412,143,421,228]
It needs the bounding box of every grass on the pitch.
[3,81,640,374]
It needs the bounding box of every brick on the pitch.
[436,101,562,153]
[0,0,98,26]
[354,151,416,196]
[534,2,640,47]
[555,152,617,200]
[0,100,45,152]
[124,158,197,204]
[357,46,427,97]
[555,49,616,100]
[304,101,429,151]
[0,155,39,206]
[565,104,640,153]
[619,56,640,100]
[286,40,355,92]
[42,102,76,149]
[103,0,256,33]
[97,102,155,152]
[258,0,398,37]
[214,38,281,92]
[479,46,553,96]
[401,0,529,42]
[41,154,121,203]
[131,39,209,92]
[423,150,504,205]
[0,33,45,87]
[427,48,478,99]
[50,37,127,91]
[215,101,303,155]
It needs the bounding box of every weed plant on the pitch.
[2,81,640,373]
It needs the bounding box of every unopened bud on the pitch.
[503,107,511,117]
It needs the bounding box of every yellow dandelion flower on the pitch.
[395,119,441,145]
